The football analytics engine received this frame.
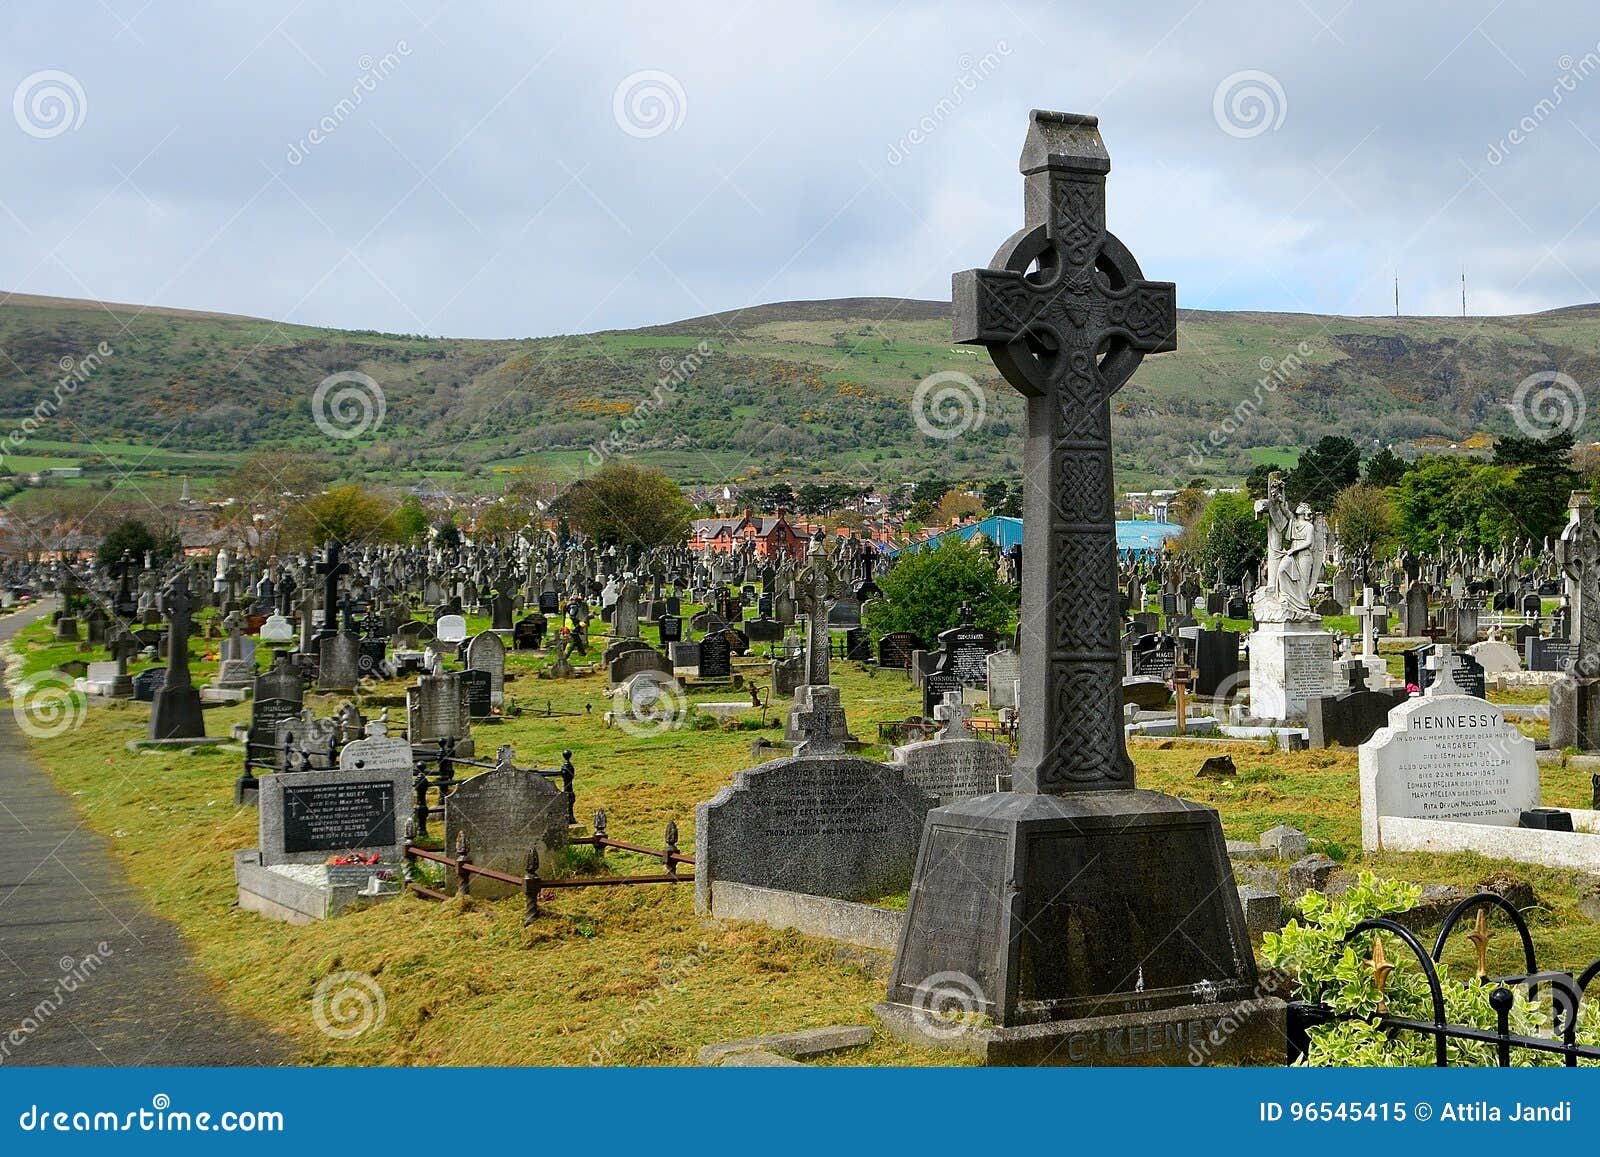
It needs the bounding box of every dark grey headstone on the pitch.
[695,752,937,908]
[1192,628,1240,696]
[445,763,567,897]
[608,646,672,685]
[132,667,166,702]
[876,631,923,670]
[745,617,783,644]
[827,597,862,628]
[258,745,410,868]
[1526,635,1573,672]
[698,633,732,679]
[1307,687,1408,749]
[317,634,360,693]
[460,669,493,719]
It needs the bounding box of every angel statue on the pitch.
[1252,472,1324,623]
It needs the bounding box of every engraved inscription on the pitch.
[282,780,397,853]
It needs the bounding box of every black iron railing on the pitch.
[1287,893,1600,1067]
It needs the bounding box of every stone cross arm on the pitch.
[952,111,1175,401]
[953,267,1175,395]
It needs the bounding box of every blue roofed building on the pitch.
[888,515,1183,557]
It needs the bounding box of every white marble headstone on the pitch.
[1359,691,1538,851]
[260,613,295,643]
[435,614,468,644]
[1467,639,1520,676]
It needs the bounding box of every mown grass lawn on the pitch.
[10,614,1600,1066]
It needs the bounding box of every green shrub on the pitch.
[1263,873,1600,1066]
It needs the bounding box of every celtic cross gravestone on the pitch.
[149,571,206,740]
[880,112,1273,1065]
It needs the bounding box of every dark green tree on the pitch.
[863,536,1015,640]
[910,477,949,507]
[739,482,796,511]
[794,481,864,515]
[96,518,179,571]
[1393,456,1517,553]
[1493,432,1577,542]
[1189,492,1266,585]
[1362,446,1409,489]
[391,495,429,543]
[1286,436,1360,511]
[560,462,694,548]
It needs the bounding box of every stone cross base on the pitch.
[884,790,1258,1032]
[149,683,206,740]
[874,994,1286,1066]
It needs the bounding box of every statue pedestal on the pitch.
[1248,621,1340,723]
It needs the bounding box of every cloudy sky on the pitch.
[1,2,1597,337]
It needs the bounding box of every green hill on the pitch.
[2,290,1596,499]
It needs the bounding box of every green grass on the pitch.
[11,611,1600,1066]
[1245,447,1301,468]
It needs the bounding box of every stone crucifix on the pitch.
[161,572,195,689]
[316,541,351,640]
[794,533,837,687]
[953,110,1176,792]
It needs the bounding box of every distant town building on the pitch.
[688,509,807,558]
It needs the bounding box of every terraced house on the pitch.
[688,510,807,558]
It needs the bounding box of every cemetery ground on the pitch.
[8,615,1600,1066]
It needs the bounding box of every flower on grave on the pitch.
[327,852,380,866]
[1405,683,1419,694]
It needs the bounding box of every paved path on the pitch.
[0,602,284,1065]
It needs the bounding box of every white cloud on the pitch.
[1,1,1597,335]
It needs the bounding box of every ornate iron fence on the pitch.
[1287,892,1600,1066]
